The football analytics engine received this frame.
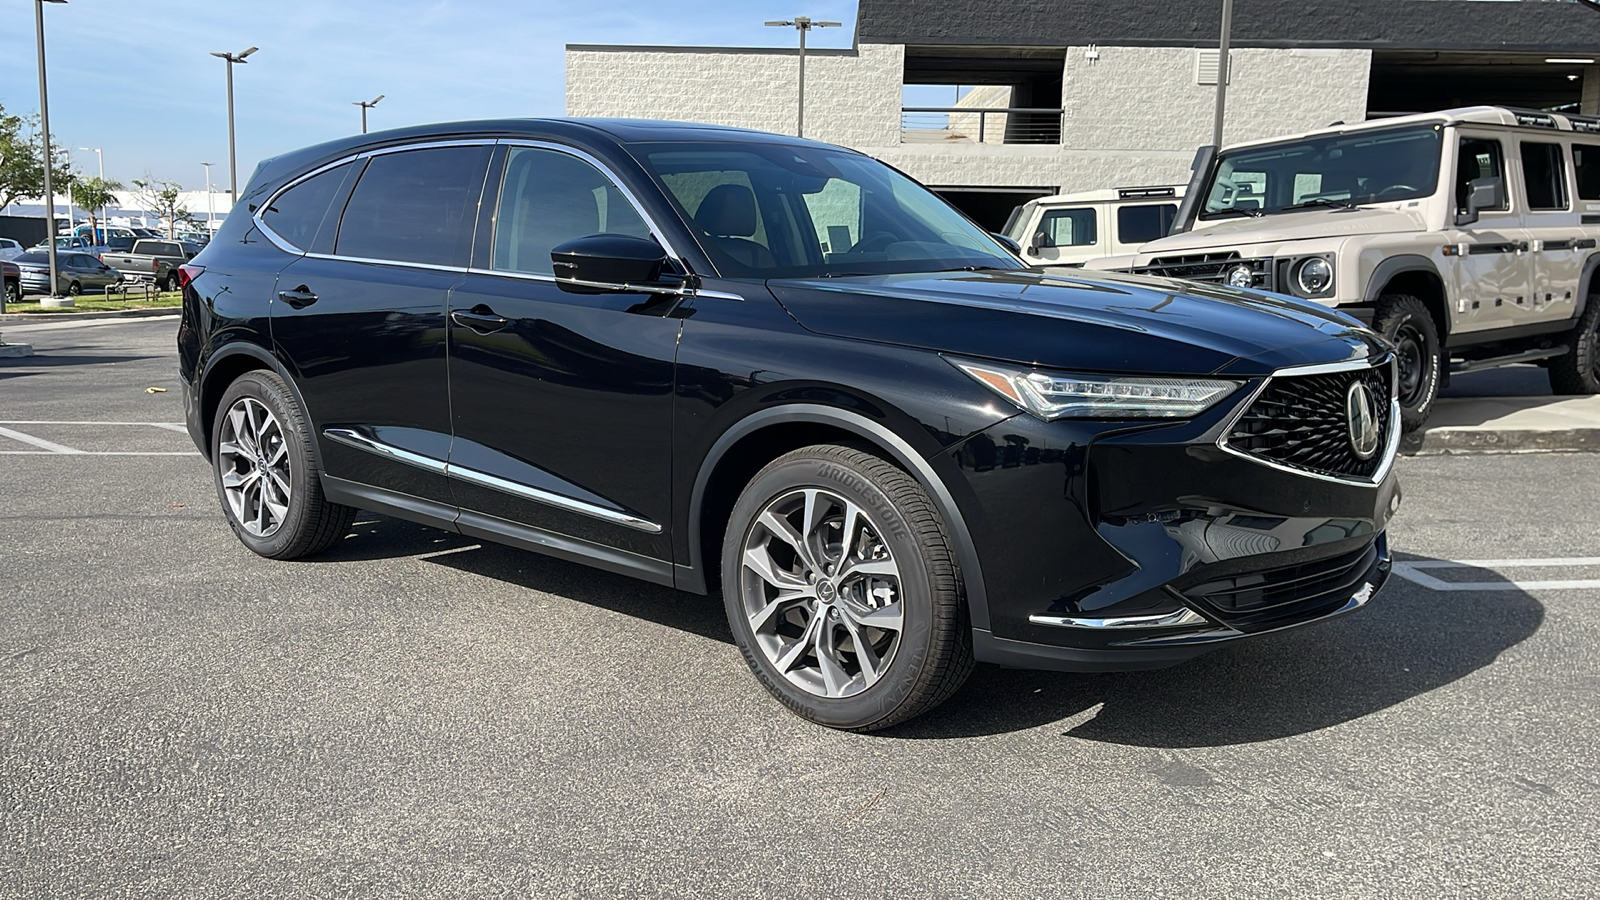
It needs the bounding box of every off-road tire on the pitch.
[721,444,973,732]
[212,370,356,559]
[1373,293,1442,432]
[1548,297,1600,395]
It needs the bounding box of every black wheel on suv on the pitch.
[721,445,973,732]
[211,370,356,559]
[1373,294,1442,432]
[1548,297,1600,395]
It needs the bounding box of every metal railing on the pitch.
[900,107,1064,145]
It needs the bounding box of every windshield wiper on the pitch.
[1281,197,1360,212]
[1202,207,1264,219]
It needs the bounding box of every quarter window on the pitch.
[1521,142,1569,211]
[1034,207,1097,249]
[1115,204,1178,245]
[261,162,353,251]
[491,147,653,276]
[336,147,490,267]
[1456,137,1508,212]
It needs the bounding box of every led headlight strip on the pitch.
[952,359,1240,420]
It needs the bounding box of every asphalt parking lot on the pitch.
[3,317,1599,898]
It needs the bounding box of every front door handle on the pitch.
[278,286,318,309]
[451,304,509,334]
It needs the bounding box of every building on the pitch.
[567,0,1600,229]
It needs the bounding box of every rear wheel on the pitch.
[164,271,180,292]
[721,444,973,731]
[212,370,356,559]
[3,280,17,303]
[1548,298,1600,395]
[66,281,81,297]
[1372,293,1442,432]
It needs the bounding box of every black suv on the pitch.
[178,120,1400,730]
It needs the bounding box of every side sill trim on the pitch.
[323,428,662,534]
[1029,608,1209,630]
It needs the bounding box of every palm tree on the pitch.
[68,175,123,243]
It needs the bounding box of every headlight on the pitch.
[952,359,1241,420]
[1227,265,1254,288]
[1294,257,1334,295]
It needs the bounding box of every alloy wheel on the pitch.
[217,397,292,537]
[738,487,905,699]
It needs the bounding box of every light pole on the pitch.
[35,0,67,300]
[353,94,385,134]
[78,146,103,238]
[211,46,258,202]
[201,162,215,229]
[1210,0,1235,150]
[764,16,840,138]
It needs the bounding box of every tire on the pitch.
[1372,293,1442,432]
[164,272,180,292]
[211,370,356,559]
[66,281,81,297]
[721,444,973,732]
[3,280,17,303]
[1548,297,1600,395]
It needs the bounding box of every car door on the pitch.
[270,142,492,509]
[1447,133,1534,337]
[445,142,680,565]
[1522,138,1585,327]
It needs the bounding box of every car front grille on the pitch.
[1126,252,1273,289]
[1181,540,1380,631]
[1225,364,1394,481]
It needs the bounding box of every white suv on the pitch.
[1088,107,1600,430]
[1004,186,1183,268]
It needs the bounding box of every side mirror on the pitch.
[1456,175,1505,227]
[551,233,669,294]
[990,233,1022,255]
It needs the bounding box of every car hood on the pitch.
[1140,207,1425,254]
[767,268,1386,377]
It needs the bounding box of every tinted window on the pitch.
[1457,138,1507,212]
[1116,204,1177,245]
[1035,208,1097,248]
[261,162,353,251]
[1574,144,1600,201]
[337,146,489,267]
[492,147,652,276]
[1521,142,1568,211]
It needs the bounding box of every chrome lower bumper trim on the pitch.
[1029,607,1209,630]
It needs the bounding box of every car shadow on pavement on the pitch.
[881,553,1544,745]
[0,352,161,372]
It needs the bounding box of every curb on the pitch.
[0,307,181,324]
[0,343,35,358]
[1407,428,1600,455]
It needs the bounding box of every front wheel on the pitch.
[721,444,973,731]
[212,370,356,559]
[1548,298,1600,395]
[3,280,17,303]
[1372,293,1442,432]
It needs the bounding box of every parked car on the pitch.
[179,119,1399,730]
[1088,106,1600,430]
[0,237,25,261]
[30,235,94,252]
[99,238,197,291]
[1004,185,1184,267]
[12,250,122,296]
[2,260,19,303]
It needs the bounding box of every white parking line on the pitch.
[1393,557,1600,591]
[0,425,84,454]
[0,421,198,456]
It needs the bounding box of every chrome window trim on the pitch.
[1214,356,1401,488]
[1029,608,1209,630]
[323,428,662,534]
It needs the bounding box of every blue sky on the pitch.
[0,0,859,193]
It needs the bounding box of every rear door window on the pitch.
[1573,144,1600,201]
[1115,203,1178,245]
[1521,142,1569,211]
[1033,207,1097,248]
[336,146,491,267]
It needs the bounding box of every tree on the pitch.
[0,103,71,212]
[68,176,124,242]
[131,177,188,239]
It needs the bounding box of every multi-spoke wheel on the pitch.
[722,444,972,731]
[211,370,355,559]
[1373,293,1441,432]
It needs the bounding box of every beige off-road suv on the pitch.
[1087,106,1600,430]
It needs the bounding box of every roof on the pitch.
[856,0,1600,53]
[1221,106,1600,154]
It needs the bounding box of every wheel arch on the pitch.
[1362,255,1450,340]
[1576,252,1600,318]
[685,404,993,632]
[197,343,305,459]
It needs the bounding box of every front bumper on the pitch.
[944,359,1400,672]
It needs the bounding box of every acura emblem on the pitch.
[1346,382,1380,460]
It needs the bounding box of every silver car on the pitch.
[13,251,122,297]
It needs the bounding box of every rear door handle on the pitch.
[450,305,509,334]
[278,286,318,309]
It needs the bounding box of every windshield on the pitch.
[633,142,1023,278]
[1201,124,1444,219]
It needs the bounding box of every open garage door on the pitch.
[931,187,1055,233]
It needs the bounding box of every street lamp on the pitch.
[764,16,840,138]
[79,146,104,239]
[353,94,385,134]
[210,46,258,203]
[201,162,215,229]
[35,0,68,300]
[1211,0,1235,150]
